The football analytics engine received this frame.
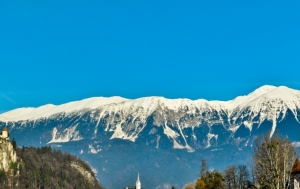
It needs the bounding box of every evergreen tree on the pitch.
[11,137,17,150]
[199,159,208,179]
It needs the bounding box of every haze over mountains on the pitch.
[1,85,300,188]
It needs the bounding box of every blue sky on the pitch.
[1,1,300,112]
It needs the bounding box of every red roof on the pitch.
[291,158,300,173]
[2,127,7,132]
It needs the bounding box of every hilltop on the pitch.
[0,138,104,189]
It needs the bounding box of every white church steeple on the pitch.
[136,172,141,189]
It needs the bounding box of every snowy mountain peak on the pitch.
[261,86,300,99]
[1,86,300,123]
[249,85,277,96]
[225,85,300,109]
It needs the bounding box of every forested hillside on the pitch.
[0,141,105,189]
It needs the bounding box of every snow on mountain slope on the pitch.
[1,85,300,124]
[0,84,300,155]
[0,96,129,122]
[229,86,300,110]
[1,85,300,148]
[225,85,277,109]
[48,125,83,144]
[229,86,300,136]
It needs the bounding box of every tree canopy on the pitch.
[0,145,105,189]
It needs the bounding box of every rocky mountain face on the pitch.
[0,85,300,188]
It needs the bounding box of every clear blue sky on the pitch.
[1,1,300,112]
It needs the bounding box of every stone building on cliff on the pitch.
[0,127,9,140]
[0,127,16,172]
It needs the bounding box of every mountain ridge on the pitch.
[1,85,299,122]
[1,85,300,188]
[0,85,299,151]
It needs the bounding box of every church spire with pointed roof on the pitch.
[136,172,141,189]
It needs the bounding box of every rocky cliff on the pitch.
[0,138,17,172]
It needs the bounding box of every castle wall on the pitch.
[2,131,8,138]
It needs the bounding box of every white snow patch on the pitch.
[176,121,194,152]
[270,116,277,138]
[228,125,240,133]
[211,148,223,151]
[89,145,97,154]
[243,121,252,131]
[163,123,179,139]
[206,133,218,148]
[156,135,161,149]
[173,139,185,149]
[88,144,102,154]
[110,122,137,142]
[48,125,83,144]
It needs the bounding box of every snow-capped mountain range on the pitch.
[1,85,300,150]
[1,85,300,188]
